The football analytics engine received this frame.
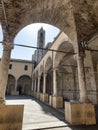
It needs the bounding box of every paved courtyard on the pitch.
[6,96,98,130]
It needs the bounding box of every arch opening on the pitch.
[6,74,16,95]
[17,75,32,95]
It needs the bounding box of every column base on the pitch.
[65,101,96,125]
[49,95,53,106]
[36,92,40,99]
[52,96,63,108]
[0,98,5,106]
[31,92,37,98]
[30,91,35,97]
[40,93,48,102]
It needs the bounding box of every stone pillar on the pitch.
[36,76,40,99]
[43,73,47,93]
[52,68,63,108]
[33,79,37,97]
[0,42,13,105]
[15,79,17,91]
[37,76,40,93]
[11,78,19,96]
[34,79,37,93]
[41,73,48,102]
[75,54,89,103]
[31,79,34,91]
[53,68,57,96]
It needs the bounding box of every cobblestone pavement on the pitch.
[6,96,98,130]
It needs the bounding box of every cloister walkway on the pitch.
[6,96,98,130]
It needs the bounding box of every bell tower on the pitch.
[37,27,45,62]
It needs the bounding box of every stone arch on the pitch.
[84,34,98,103]
[6,74,16,95]
[44,57,53,95]
[57,57,78,101]
[44,56,52,72]
[39,64,44,76]
[52,40,78,101]
[12,0,77,46]
[54,41,74,67]
[17,75,32,95]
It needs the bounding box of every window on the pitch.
[24,65,28,71]
[9,64,12,69]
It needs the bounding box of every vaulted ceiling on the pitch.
[0,0,98,44]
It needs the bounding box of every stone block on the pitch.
[36,92,40,99]
[65,102,96,125]
[42,93,49,102]
[11,91,19,96]
[39,93,43,101]
[52,96,63,108]
[0,105,24,130]
[83,103,96,125]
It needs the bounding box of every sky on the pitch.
[0,23,60,60]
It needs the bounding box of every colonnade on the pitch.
[32,53,90,108]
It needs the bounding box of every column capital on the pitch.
[3,41,13,51]
[43,72,47,76]
[53,66,58,71]
[73,53,85,61]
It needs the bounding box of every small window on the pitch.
[9,64,12,69]
[24,65,28,71]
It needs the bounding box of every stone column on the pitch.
[34,79,37,93]
[41,73,48,102]
[31,79,34,91]
[43,73,47,93]
[75,54,89,103]
[53,68,57,96]
[15,79,17,91]
[0,42,13,105]
[37,76,40,93]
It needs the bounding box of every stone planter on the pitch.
[52,96,63,108]
[0,105,24,130]
[11,91,19,96]
[65,101,96,125]
[41,93,49,102]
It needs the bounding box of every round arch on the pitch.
[44,56,52,72]
[54,41,74,67]
[39,64,44,76]
[11,0,76,45]
[6,74,16,95]
[17,75,32,95]
[57,56,78,100]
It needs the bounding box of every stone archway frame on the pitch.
[51,36,75,108]
[44,56,53,73]
[58,56,78,101]
[17,75,32,95]
[1,0,77,46]
[53,39,75,68]
[40,57,53,102]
